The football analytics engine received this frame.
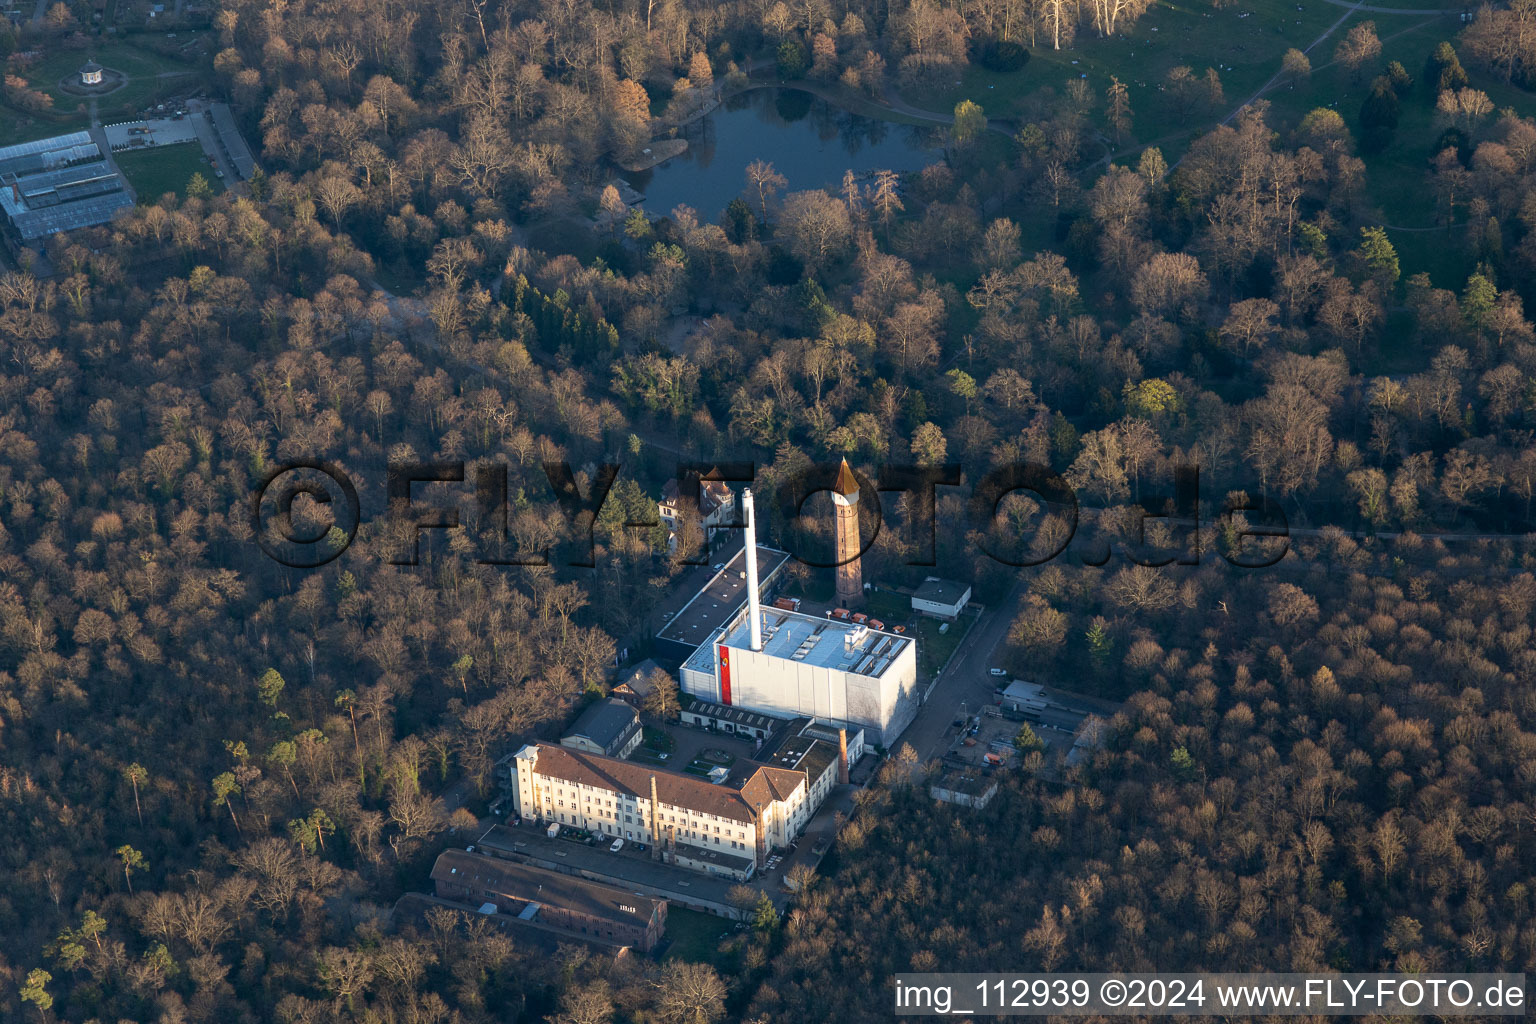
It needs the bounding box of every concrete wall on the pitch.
[687,639,919,746]
[688,641,921,746]
[913,591,969,619]
[434,876,663,951]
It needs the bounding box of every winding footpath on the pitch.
[1312,0,1461,13]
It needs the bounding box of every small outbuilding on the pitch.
[561,698,643,759]
[911,577,971,620]
[79,60,104,86]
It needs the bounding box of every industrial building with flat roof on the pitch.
[652,537,791,663]
[0,132,134,244]
[681,607,918,746]
[430,849,667,951]
[208,102,258,179]
[680,699,779,739]
[651,486,921,747]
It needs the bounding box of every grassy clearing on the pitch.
[909,610,972,679]
[888,0,1509,289]
[30,43,167,98]
[661,908,741,964]
[0,106,77,145]
[23,40,201,119]
[641,726,676,752]
[862,590,912,623]
[1252,11,1516,287]
[902,0,1342,142]
[114,143,221,201]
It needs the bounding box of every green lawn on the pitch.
[661,908,742,964]
[114,143,221,202]
[641,726,676,752]
[862,589,972,679]
[23,41,202,119]
[901,0,1345,149]
[1250,11,1519,288]
[909,610,971,680]
[862,590,913,624]
[889,0,1503,289]
[0,107,76,145]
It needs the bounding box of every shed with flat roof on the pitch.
[911,577,971,620]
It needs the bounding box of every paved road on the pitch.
[87,117,137,203]
[894,582,1029,764]
[184,98,240,187]
[1313,0,1459,11]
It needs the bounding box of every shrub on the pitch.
[977,39,1030,72]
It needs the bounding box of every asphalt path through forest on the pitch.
[1313,0,1461,12]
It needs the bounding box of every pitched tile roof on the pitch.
[528,744,758,822]
[525,744,807,823]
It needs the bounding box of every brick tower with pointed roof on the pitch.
[832,458,864,608]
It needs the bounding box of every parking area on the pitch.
[667,727,762,774]
[103,115,199,150]
[941,678,1120,777]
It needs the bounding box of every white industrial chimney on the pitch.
[743,488,763,651]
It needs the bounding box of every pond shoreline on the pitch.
[617,138,689,172]
[621,85,944,218]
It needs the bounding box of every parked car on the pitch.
[610,838,624,853]
[989,668,1008,677]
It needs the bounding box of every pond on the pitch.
[623,87,943,222]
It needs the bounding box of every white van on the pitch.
[610,838,625,853]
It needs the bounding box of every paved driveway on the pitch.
[892,580,1029,763]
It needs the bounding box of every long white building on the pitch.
[680,609,918,746]
[508,734,842,881]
